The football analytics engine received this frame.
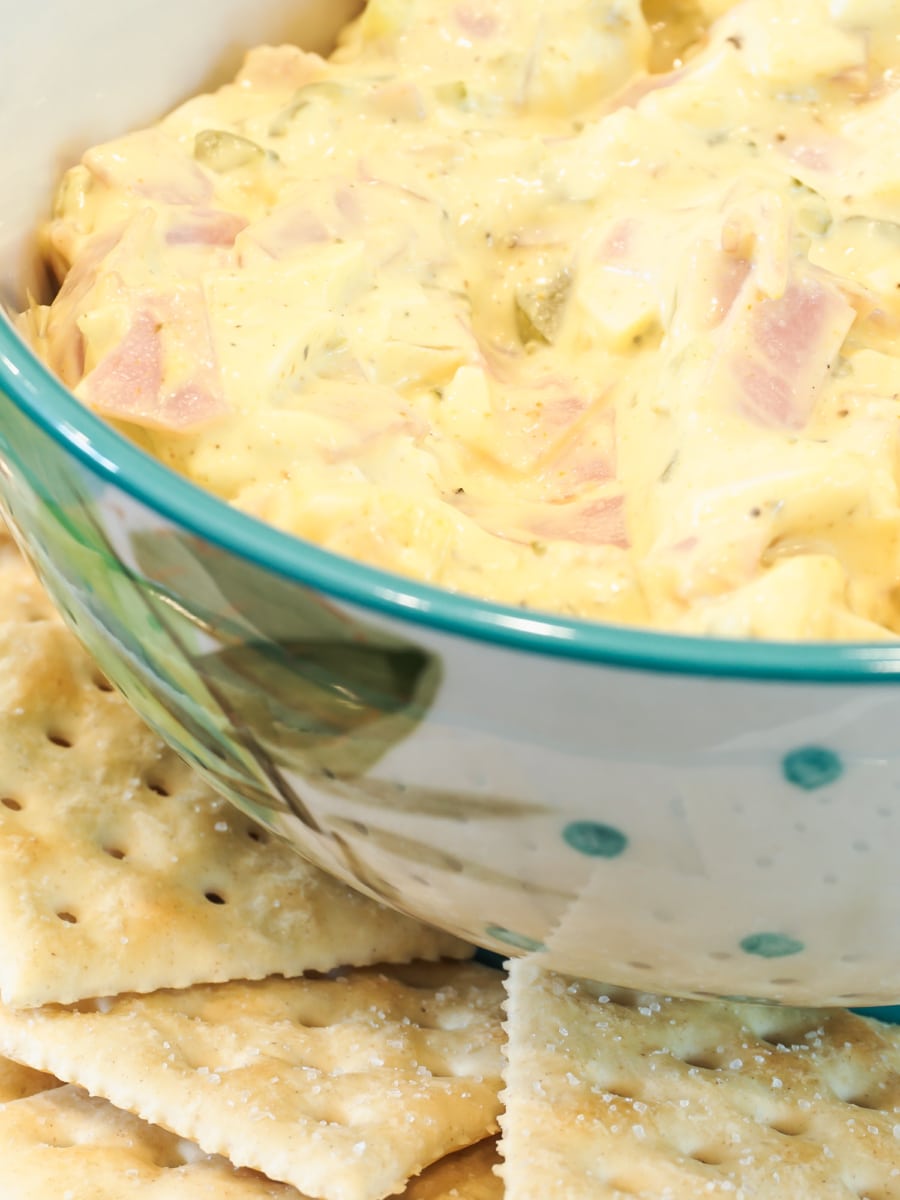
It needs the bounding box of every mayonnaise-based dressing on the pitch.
[25,0,900,638]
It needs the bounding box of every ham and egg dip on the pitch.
[22,0,900,638]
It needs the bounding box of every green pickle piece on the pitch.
[514,269,572,345]
[194,130,268,172]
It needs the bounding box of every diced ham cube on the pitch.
[530,494,629,548]
[165,210,248,247]
[717,271,856,430]
[82,290,228,432]
[85,132,213,207]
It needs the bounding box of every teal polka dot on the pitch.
[782,746,843,790]
[740,932,805,959]
[563,821,628,858]
[485,924,546,953]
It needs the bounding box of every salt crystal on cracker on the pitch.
[0,553,468,1007]
[501,959,900,1199]
[0,962,505,1200]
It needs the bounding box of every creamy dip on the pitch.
[23,0,900,638]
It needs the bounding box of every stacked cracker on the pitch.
[2,531,900,1199]
[0,531,503,1198]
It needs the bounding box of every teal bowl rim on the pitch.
[3,317,900,683]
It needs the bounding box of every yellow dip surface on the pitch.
[24,0,900,638]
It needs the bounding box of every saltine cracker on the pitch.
[501,959,900,1199]
[0,555,467,1006]
[0,962,505,1200]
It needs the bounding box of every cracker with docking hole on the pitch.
[0,1080,500,1199]
[0,962,505,1200]
[0,553,468,1008]
[501,959,900,1199]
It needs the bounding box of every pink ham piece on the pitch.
[529,494,629,548]
[237,204,332,262]
[710,254,751,326]
[43,226,130,387]
[671,240,751,338]
[535,406,617,501]
[236,45,327,91]
[488,384,593,473]
[82,290,228,432]
[84,132,213,207]
[458,490,629,550]
[82,311,162,419]
[455,5,500,38]
[43,211,169,389]
[599,218,637,263]
[717,271,855,430]
[165,209,248,247]
[477,346,619,477]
